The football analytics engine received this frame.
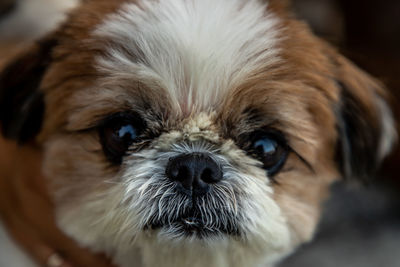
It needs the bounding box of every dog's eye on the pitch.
[99,113,144,164]
[250,132,289,176]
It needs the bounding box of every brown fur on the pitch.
[0,0,395,265]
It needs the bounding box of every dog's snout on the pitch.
[165,153,223,195]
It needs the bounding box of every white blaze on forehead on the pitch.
[94,0,281,115]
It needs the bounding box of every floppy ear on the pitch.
[0,38,56,143]
[333,55,397,181]
[268,0,291,13]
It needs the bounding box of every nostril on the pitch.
[176,166,189,182]
[169,168,179,180]
[167,164,193,191]
[168,164,188,181]
[201,168,219,184]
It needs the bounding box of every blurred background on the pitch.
[0,0,77,66]
[0,0,399,266]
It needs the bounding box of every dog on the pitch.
[0,0,396,266]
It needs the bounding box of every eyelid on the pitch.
[97,112,144,128]
[71,111,145,134]
[249,128,288,147]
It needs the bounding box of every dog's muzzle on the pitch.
[144,152,240,237]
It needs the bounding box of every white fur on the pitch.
[54,114,292,267]
[376,97,397,160]
[0,1,290,266]
[94,0,281,116]
[57,1,289,264]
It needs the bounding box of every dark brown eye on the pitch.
[99,113,145,164]
[250,131,289,176]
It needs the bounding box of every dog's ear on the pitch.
[333,54,397,181]
[268,0,291,13]
[0,38,57,143]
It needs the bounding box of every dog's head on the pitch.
[0,0,396,266]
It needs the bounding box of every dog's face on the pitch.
[0,0,396,266]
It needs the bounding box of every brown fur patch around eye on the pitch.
[35,0,138,140]
[218,78,337,169]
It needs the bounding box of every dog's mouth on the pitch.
[145,206,240,238]
[140,182,242,238]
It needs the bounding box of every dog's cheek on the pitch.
[273,170,334,245]
[41,134,138,253]
[41,134,121,221]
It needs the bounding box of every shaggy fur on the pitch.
[0,0,396,267]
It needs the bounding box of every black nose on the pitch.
[165,153,223,195]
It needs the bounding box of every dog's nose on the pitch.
[165,153,223,195]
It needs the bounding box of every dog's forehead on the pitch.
[42,0,339,154]
[92,0,281,116]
